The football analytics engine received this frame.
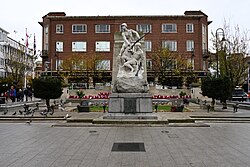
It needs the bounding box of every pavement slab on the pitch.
[1,123,249,166]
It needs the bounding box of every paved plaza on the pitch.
[0,123,250,167]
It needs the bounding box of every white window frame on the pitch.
[144,41,152,52]
[186,40,194,51]
[186,23,194,33]
[162,40,177,51]
[187,58,194,70]
[95,41,110,52]
[136,24,152,33]
[56,59,63,70]
[96,60,110,70]
[56,24,63,34]
[72,24,87,33]
[95,24,110,33]
[162,24,177,33]
[56,41,63,52]
[146,59,152,69]
[44,26,49,50]
[72,41,87,52]
[0,31,2,41]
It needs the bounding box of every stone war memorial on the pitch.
[106,23,156,119]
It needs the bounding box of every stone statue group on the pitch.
[113,23,149,93]
[117,23,145,79]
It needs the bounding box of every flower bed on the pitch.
[69,91,111,99]
[152,95,191,99]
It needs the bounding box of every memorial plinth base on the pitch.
[103,113,157,120]
[108,93,153,114]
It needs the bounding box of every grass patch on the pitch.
[90,105,108,112]
[153,105,171,111]
[72,105,191,112]
[153,105,192,112]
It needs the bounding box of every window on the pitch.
[95,24,110,33]
[73,60,85,70]
[162,59,177,70]
[72,41,87,52]
[95,41,110,52]
[72,24,87,33]
[56,42,63,52]
[144,41,152,52]
[162,24,177,33]
[186,23,194,33]
[187,58,194,70]
[56,60,63,70]
[146,59,152,69]
[136,24,152,33]
[202,24,207,53]
[0,58,4,66]
[44,26,49,50]
[162,40,177,51]
[186,40,194,51]
[56,24,63,33]
[96,60,110,70]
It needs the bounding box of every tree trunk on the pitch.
[46,99,50,107]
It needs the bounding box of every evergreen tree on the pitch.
[33,77,63,106]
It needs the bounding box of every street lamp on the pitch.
[191,48,195,69]
[55,52,59,75]
[215,28,226,77]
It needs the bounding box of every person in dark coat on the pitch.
[9,86,16,102]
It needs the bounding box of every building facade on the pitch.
[0,26,35,88]
[39,11,211,86]
[0,27,9,78]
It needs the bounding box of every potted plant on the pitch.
[76,89,85,99]
[77,100,90,112]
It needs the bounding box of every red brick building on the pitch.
[39,10,211,86]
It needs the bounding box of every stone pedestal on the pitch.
[105,93,156,119]
[108,93,152,113]
[105,29,155,120]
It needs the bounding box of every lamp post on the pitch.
[32,50,41,79]
[55,52,59,75]
[215,28,226,78]
[191,48,195,69]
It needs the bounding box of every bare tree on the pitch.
[59,53,102,88]
[151,47,194,88]
[4,49,27,88]
[210,20,249,88]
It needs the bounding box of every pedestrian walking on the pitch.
[207,104,211,112]
[24,88,28,102]
[16,89,24,102]
[102,103,107,113]
[233,103,239,113]
[27,88,32,101]
[9,86,16,102]
[4,90,9,102]
[155,102,158,112]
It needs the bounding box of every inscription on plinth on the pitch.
[108,93,152,113]
[124,98,136,114]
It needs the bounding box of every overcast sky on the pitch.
[1,0,250,54]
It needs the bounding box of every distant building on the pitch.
[0,27,9,78]
[35,60,42,77]
[0,26,34,88]
[39,11,211,86]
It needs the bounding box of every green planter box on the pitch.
[77,100,90,112]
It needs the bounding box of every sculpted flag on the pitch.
[25,29,29,54]
[33,33,36,55]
